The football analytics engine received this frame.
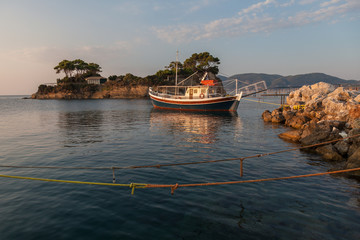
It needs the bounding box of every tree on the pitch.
[108,75,118,81]
[54,60,74,77]
[165,61,183,71]
[87,63,102,75]
[54,59,102,80]
[183,52,220,74]
[72,59,88,76]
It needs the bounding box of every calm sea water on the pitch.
[0,96,359,240]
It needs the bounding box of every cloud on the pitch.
[288,0,360,26]
[239,0,275,15]
[280,0,295,7]
[320,0,341,7]
[153,0,360,43]
[188,0,211,13]
[299,0,318,5]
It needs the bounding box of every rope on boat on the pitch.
[1,134,359,195]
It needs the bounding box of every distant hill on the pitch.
[219,73,360,88]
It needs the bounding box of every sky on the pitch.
[0,0,359,95]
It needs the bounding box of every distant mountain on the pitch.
[219,73,360,88]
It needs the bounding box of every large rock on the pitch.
[348,129,360,145]
[262,110,272,122]
[322,97,349,121]
[346,148,360,176]
[287,82,335,106]
[310,82,336,93]
[334,141,350,156]
[355,94,360,102]
[327,87,352,102]
[300,130,331,146]
[300,121,333,145]
[271,109,285,123]
[349,119,360,129]
[278,130,302,142]
[349,105,360,120]
[282,109,296,122]
[315,144,343,161]
[286,114,310,129]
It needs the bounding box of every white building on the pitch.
[85,76,107,85]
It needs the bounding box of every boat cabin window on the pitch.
[194,89,198,94]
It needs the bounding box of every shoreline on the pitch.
[31,85,149,100]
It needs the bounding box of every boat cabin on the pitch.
[185,85,225,99]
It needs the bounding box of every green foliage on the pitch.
[183,52,220,74]
[165,61,183,71]
[152,52,221,86]
[38,84,54,94]
[54,59,102,80]
[54,60,74,77]
[108,75,118,81]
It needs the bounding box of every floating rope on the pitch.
[1,168,360,195]
[146,167,360,195]
[0,174,147,195]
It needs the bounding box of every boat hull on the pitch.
[149,94,240,112]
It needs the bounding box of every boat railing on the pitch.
[150,86,186,98]
[150,86,227,99]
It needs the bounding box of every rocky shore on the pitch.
[31,85,149,99]
[262,82,360,175]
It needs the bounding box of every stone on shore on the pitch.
[278,130,302,142]
[346,149,360,175]
[262,110,272,122]
[315,144,344,161]
[270,109,285,123]
[334,141,350,156]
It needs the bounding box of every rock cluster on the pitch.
[262,82,360,174]
[32,86,149,99]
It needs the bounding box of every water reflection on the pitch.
[57,111,104,147]
[150,109,242,144]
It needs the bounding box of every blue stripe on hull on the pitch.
[151,98,239,111]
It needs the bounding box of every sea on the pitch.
[0,95,359,240]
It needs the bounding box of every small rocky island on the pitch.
[262,82,360,175]
[31,59,152,99]
[31,52,222,99]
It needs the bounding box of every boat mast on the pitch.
[236,79,238,95]
[175,50,179,86]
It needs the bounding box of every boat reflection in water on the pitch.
[150,109,243,145]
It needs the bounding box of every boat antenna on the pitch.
[175,50,179,86]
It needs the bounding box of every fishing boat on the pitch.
[149,72,243,112]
